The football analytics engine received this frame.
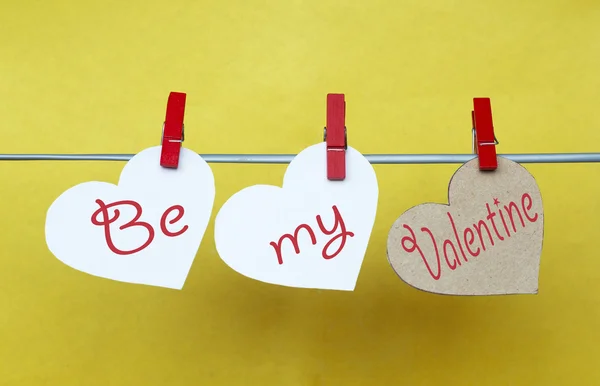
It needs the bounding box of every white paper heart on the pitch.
[45,146,215,289]
[387,156,544,295]
[214,142,379,291]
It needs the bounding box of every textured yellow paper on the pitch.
[1,1,600,385]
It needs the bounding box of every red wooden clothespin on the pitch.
[325,93,347,180]
[472,97,498,171]
[160,92,187,168]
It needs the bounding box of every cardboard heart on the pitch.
[45,146,215,289]
[387,156,544,295]
[214,142,379,291]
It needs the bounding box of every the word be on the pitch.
[270,205,354,265]
[91,199,188,255]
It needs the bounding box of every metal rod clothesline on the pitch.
[1,153,600,164]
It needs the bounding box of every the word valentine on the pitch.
[270,205,354,265]
[400,193,539,280]
[91,199,188,255]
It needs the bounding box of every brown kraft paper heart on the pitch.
[387,156,544,295]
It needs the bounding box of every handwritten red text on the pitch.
[400,193,539,280]
[270,205,354,265]
[91,199,188,255]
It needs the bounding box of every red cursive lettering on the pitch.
[473,219,494,251]
[447,212,468,263]
[91,199,189,256]
[91,199,155,255]
[522,193,538,222]
[486,203,505,241]
[316,205,355,260]
[399,192,539,281]
[270,224,317,265]
[269,205,354,265]
[400,224,441,280]
[498,208,511,237]
[443,239,459,269]
[160,205,189,237]
[463,227,480,257]
[504,201,525,233]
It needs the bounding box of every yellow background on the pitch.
[1,0,600,385]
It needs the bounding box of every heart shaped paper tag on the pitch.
[214,142,379,291]
[387,156,544,295]
[45,146,215,289]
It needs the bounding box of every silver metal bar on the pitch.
[0,153,600,164]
